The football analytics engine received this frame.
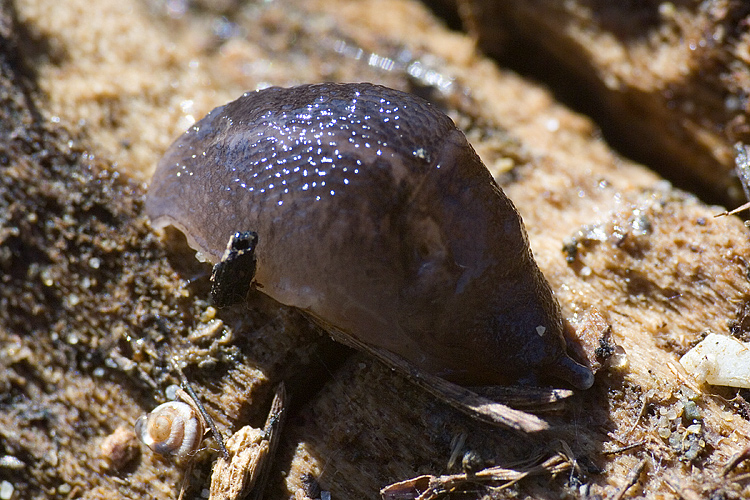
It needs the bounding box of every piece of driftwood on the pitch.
[2,0,750,499]
[451,0,750,204]
[210,384,286,500]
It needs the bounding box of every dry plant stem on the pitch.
[713,205,749,217]
[248,383,287,500]
[714,201,750,216]
[722,445,750,476]
[716,143,750,216]
[170,357,230,460]
[177,461,195,500]
[469,386,573,411]
[413,372,548,432]
[324,324,550,432]
[625,393,650,437]
[610,457,648,500]
[734,142,750,203]
[381,453,572,500]
[730,472,750,482]
[602,441,646,455]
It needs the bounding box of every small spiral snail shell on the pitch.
[146,82,594,390]
[135,401,205,462]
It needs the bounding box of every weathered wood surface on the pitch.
[1,0,750,499]
[444,0,750,204]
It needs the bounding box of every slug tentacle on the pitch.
[146,82,593,390]
[550,353,596,390]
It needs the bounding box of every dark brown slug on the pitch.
[146,82,594,390]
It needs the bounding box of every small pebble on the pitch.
[0,481,13,500]
[668,431,682,448]
[0,456,24,470]
[100,426,140,470]
[165,384,181,400]
[683,400,702,422]
[686,423,702,434]
[607,346,629,370]
[200,306,216,322]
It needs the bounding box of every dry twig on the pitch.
[610,457,648,500]
[381,453,573,500]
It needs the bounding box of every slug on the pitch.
[146,82,594,390]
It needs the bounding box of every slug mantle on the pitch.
[146,82,594,390]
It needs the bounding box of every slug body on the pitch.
[147,83,593,390]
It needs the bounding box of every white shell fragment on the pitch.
[209,383,286,500]
[209,426,268,500]
[679,333,750,388]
